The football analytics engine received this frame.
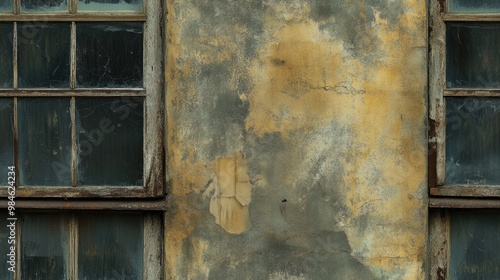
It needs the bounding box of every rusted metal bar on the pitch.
[443,14,500,21]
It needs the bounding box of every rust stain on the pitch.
[207,152,252,234]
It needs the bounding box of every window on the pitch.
[0,0,164,279]
[429,0,500,279]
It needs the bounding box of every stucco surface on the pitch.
[165,0,427,279]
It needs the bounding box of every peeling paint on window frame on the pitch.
[0,0,165,199]
[429,0,500,278]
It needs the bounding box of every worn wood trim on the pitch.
[144,214,164,280]
[428,209,449,280]
[443,14,500,21]
[0,186,152,198]
[429,0,447,186]
[0,198,168,210]
[430,185,500,197]
[144,0,165,197]
[0,14,146,21]
[0,89,145,96]
[430,197,500,208]
[444,89,500,97]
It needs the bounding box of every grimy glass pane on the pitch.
[18,23,70,88]
[78,213,143,280]
[0,23,13,88]
[0,99,14,185]
[78,0,142,11]
[447,23,500,88]
[21,213,70,280]
[450,0,500,13]
[18,98,72,186]
[450,211,500,279]
[0,0,12,12]
[446,98,500,184]
[0,212,14,280]
[76,23,143,88]
[76,98,143,186]
[21,0,68,12]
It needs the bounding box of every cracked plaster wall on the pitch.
[165,0,427,279]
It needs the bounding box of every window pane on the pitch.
[446,98,500,184]
[0,99,14,185]
[446,23,500,88]
[450,211,500,279]
[78,0,142,12]
[76,23,143,88]
[18,23,70,88]
[0,0,11,12]
[0,23,13,88]
[21,0,68,12]
[78,213,143,280]
[21,213,70,280]
[450,0,500,13]
[0,212,14,280]
[76,98,143,186]
[18,98,72,186]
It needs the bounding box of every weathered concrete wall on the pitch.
[165,0,427,279]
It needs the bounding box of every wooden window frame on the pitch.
[429,0,500,279]
[429,0,500,198]
[0,0,165,198]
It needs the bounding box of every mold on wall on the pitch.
[165,0,427,279]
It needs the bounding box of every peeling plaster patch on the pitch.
[208,153,252,234]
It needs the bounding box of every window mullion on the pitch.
[71,97,77,187]
[70,213,78,279]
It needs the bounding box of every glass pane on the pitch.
[0,0,12,12]
[446,98,500,184]
[76,23,143,88]
[18,98,72,186]
[78,0,142,12]
[450,211,500,279]
[21,213,70,280]
[0,99,14,185]
[0,23,13,88]
[21,0,68,12]
[450,0,500,13]
[447,23,500,88]
[0,212,14,280]
[78,213,143,280]
[76,98,143,186]
[18,23,70,88]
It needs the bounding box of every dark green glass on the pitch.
[0,23,13,88]
[450,0,500,13]
[21,0,67,12]
[451,211,500,279]
[78,213,143,280]
[447,23,500,88]
[76,23,143,88]
[446,98,500,184]
[76,97,143,186]
[21,213,70,280]
[0,98,14,185]
[18,98,72,186]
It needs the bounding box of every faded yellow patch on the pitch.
[339,1,427,279]
[207,153,252,234]
[246,21,366,138]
